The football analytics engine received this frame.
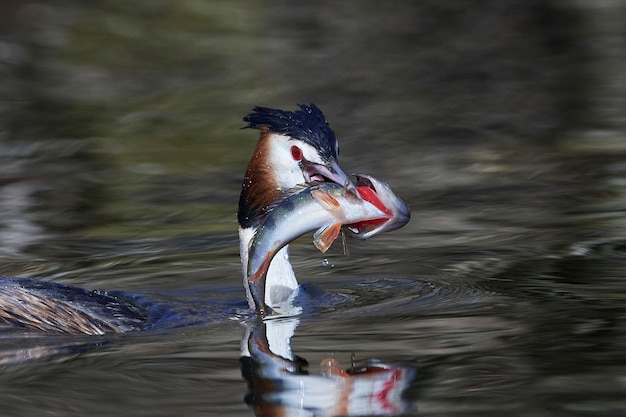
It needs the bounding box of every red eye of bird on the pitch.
[291,145,303,161]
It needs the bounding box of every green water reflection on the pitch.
[1,1,626,416]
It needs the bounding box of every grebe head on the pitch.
[238,104,353,315]
[238,104,353,230]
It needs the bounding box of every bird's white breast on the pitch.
[239,226,300,312]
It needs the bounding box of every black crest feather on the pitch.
[243,104,338,159]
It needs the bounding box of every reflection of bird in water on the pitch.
[240,318,418,417]
[0,104,359,334]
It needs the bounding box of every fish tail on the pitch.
[248,252,274,283]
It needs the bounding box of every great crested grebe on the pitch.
[238,104,357,315]
[0,104,358,334]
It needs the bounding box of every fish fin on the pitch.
[248,265,272,317]
[264,184,309,214]
[313,222,342,253]
[341,227,350,257]
[311,189,341,212]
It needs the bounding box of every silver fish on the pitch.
[247,182,388,316]
[346,174,411,240]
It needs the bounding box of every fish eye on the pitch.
[290,145,303,161]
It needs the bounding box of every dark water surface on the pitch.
[1,1,626,416]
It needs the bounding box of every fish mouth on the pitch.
[346,174,410,240]
[302,158,357,194]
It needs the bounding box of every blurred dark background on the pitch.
[3,1,625,141]
[0,0,624,267]
[2,0,625,255]
[1,3,626,416]
[0,0,624,278]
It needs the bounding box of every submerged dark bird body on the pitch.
[0,277,145,335]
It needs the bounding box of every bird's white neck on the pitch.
[239,227,300,314]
